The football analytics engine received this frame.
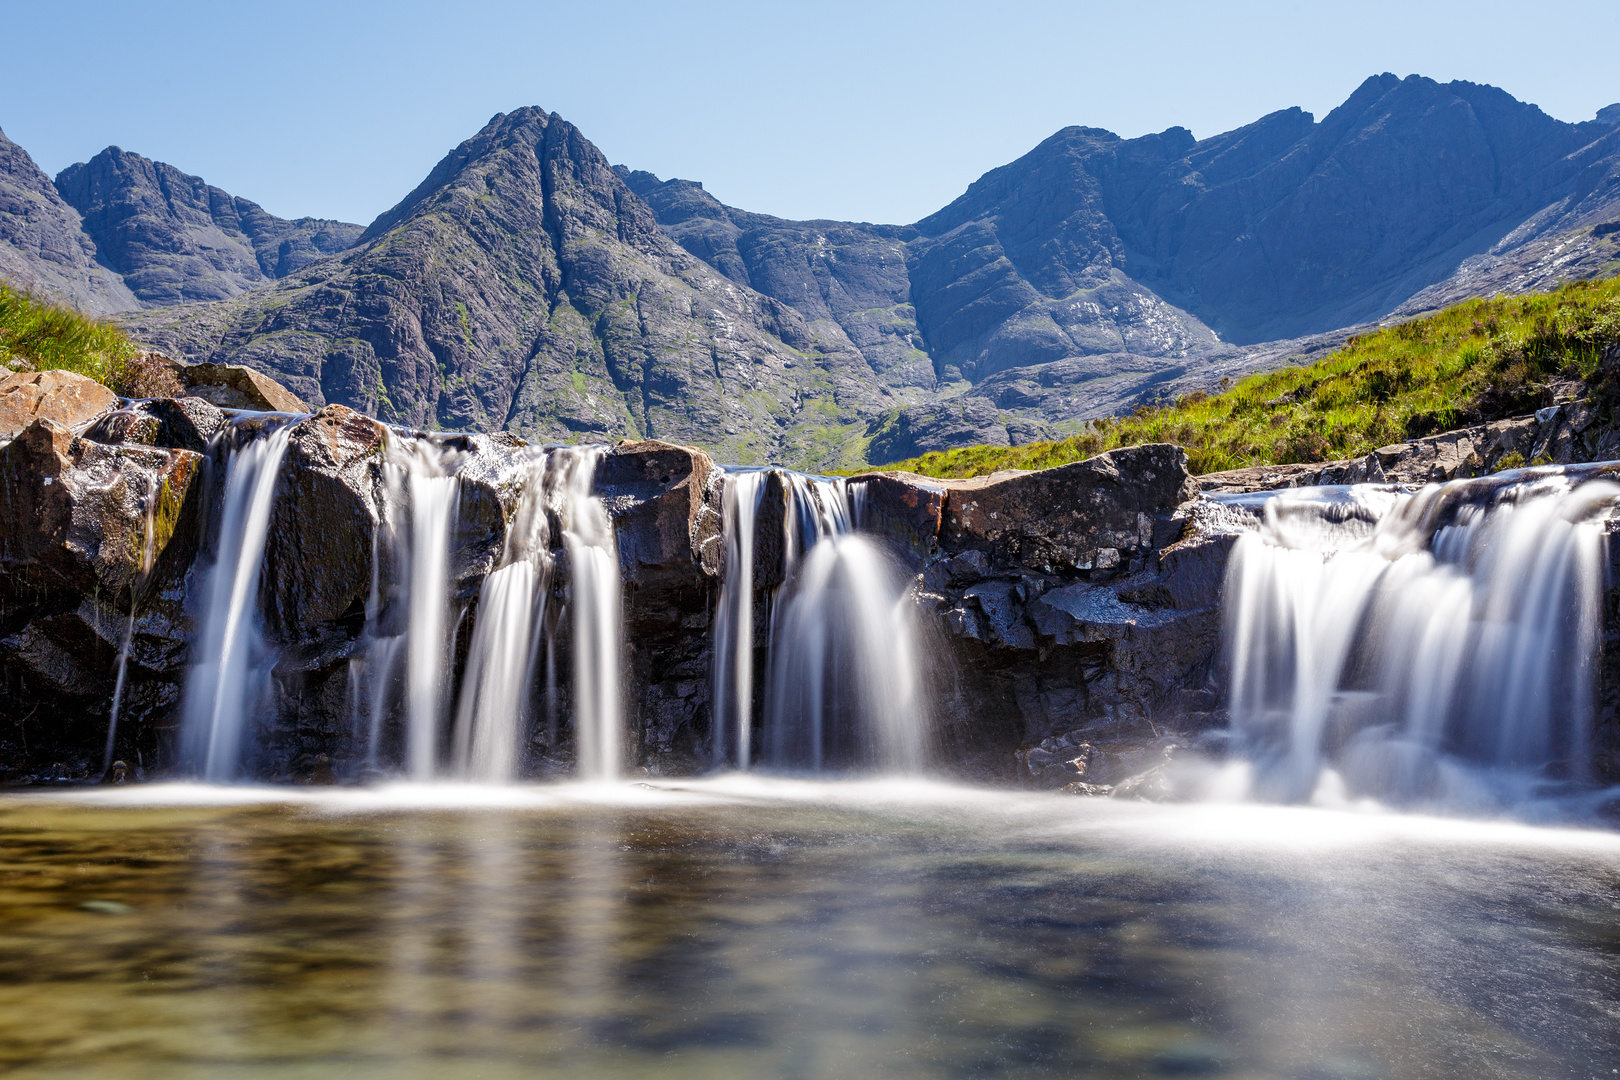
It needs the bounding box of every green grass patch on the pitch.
[0,283,139,389]
[865,278,1620,479]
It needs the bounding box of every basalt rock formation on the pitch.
[2,364,1619,789]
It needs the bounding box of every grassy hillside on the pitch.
[868,277,1620,479]
[0,282,139,388]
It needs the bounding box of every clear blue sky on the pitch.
[7,0,1618,227]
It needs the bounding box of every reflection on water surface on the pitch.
[0,779,1617,1079]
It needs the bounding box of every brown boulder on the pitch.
[596,440,720,589]
[261,406,387,638]
[0,369,119,442]
[181,362,309,414]
[0,418,202,605]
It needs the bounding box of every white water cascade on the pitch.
[1224,470,1619,809]
[710,470,766,769]
[711,469,927,773]
[556,446,623,782]
[350,441,624,783]
[181,422,296,781]
[351,435,464,781]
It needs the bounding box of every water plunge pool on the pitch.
[1,779,1617,1079]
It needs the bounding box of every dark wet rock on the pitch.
[0,370,119,442]
[181,362,308,414]
[598,440,723,774]
[597,440,719,590]
[0,456,200,782]
[81,395,227,454]
[137,397,226,452]
[937,443,1197,576]
[260,406,386,639]
[913,444,1230,778]
[846,471,945,569]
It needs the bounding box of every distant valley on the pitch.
[2,74,1618,468]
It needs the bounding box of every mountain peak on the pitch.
[54,146,362,306]
[0,126,136,313]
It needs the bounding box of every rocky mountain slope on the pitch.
[0,128,136,314]
[122,109,896,467]
[626,76,1620,456]
[2,75,1619,468]
[55,147,362,306]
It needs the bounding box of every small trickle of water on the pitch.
[1224,471,1620,808]
[711,468,927,773]
[182,422,296,781]
[103,466,174,772]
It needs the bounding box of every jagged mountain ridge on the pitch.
[123,108,895,468]
[624,75,1620,459]
[55,147,363,306]
[2,74,1619,468]
[0,127,136,314]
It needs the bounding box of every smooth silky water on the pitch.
[1,781,1618,1080]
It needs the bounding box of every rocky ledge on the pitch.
[0,365,1616,790]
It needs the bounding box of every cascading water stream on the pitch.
[352,434,463,782]
[711,471,765,769]
[1223,470,1619,809]
[710,468,927,773]
[556,446,623,782]
[181,421,296,781]
[348,440,623,783]
[452,450,553,783]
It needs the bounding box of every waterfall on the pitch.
[452,451,553,783]
[351,435,463,782]
[1224,471,1619,807]
[711,468,927,773]
[348,441,622,783]
[181,422,295,781]
[711,471,766,769]
[555,446,623,782]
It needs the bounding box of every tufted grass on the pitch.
[0,282,139,390]
[866,277,1620,479]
